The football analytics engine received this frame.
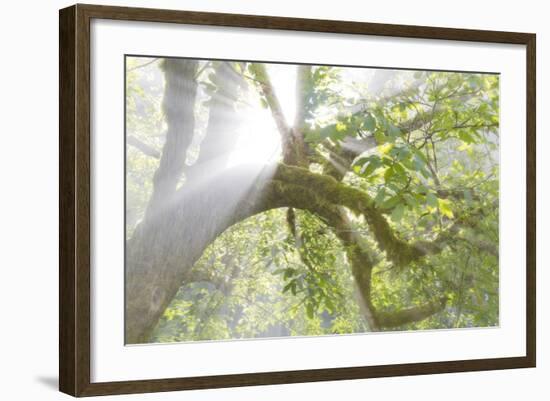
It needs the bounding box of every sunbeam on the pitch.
[226,64,297,167]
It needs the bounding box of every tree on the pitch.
[125,58,499,344]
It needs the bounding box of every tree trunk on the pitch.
[126,165,274,343]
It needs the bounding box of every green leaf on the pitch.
[364,113,376,131]
[413,149,428,165]
[283,268,296,279]
[374,131,387,144]
[291,282,297,296]
[324,298,335,314]
[359,157,381,177]
[317,125,335,140]
[391,204,405,222]
[458,142,471,152]
[379,143,394,155]
[394,146,411,161]
[458,131,476,144]
[438,198,454,218]
[282,282,293,293]
[403,193,419,209]
[336,122,347,132]
[381,195,400,209]
[384,166,395,181]
[426,192,438,208]
[393,162,407,176]
[306,303,315,319]
[374,188,386,206]
[362,163,378,177]
[388,125,401,138]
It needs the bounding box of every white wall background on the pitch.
[0,1,545,399]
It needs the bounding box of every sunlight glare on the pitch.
[227,108,282,167]
[268,64,297,125]
[227,64,297,167]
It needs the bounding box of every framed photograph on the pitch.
[59,4,536,397]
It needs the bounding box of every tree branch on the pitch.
[188,62,244,180]
[248,65,291,143]
[127,135,160,159]
[416,204,498,258]
[249,63,308,166]
[145,59,199,217]
[274,164,426,267]
[376,297,447,328]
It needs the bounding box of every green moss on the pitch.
[273,164,425,268]
[376,297,447,328]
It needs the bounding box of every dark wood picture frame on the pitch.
[59,3,536,397]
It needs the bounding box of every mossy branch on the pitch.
[376,297,448,328]
[265,169,445,329]
[262,179,379,329]
[273,164,498,266]
[273,164,427,267]
[266,174,447,330]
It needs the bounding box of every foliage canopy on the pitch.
[125,57,499,343]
